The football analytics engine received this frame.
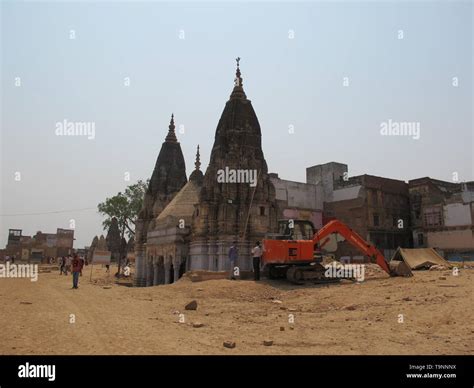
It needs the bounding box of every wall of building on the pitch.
[462,191,474,203]
[332,185,362,202]
[323,175,412,260]
[443,203,472,227]
[409,178,474,255]
[271,177,323,210]
[324,196,369,258]
[56,228,75,249]
[306,162,348,202]
[269,176,324,230]
[427,229,474,250]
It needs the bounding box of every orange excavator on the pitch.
[262,219,396,283]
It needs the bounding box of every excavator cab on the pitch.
[276,219,316,241]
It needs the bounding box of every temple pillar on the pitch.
[146,259,154,287]
[173,258,180,282]
[133,244,146,287]
[164,257,171,284]
[153,259,160,286]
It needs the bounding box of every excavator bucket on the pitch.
[389,260,413,277]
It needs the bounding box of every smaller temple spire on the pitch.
[165,113,178,142]
[189,144,204,183]
[195,144,201,171]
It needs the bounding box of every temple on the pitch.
[189,57,278,272]
[134,114,188,286]
[134,59,278,285]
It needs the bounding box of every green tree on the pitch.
[98,180,148,277]
[98,180,148,239]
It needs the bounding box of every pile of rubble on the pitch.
[364,263,390,279]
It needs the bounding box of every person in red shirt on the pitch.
[71,254,81,289]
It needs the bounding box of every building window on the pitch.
[370,190,375,205]
[423,207,442,227]
[260,206,265,216]
[417,233,424,246]
[373,214,380,227]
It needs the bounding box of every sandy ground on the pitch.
[0,263,473,355]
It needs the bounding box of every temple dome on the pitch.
[156,178,202,226]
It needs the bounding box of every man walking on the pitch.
[251,241,263,281]
[71,254,81,289]
[228,241,238,280]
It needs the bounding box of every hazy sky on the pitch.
[1,0,472,248]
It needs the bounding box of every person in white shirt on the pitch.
[65,255,72,275]
[251,241,262,281]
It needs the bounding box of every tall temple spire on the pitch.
[190,58,277,272]
[195,144,201,171]
[165,113,178,142]
[230,57,247,100]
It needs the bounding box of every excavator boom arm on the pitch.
[313,220,392,275]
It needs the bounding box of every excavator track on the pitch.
[285,263,341,285]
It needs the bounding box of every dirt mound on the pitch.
[364,264,390,279]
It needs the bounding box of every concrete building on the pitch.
[409,177,474,261]
[306,162,348,202]
[270,173,323,230]
[322,172,412,260]
[1,228,74,262]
